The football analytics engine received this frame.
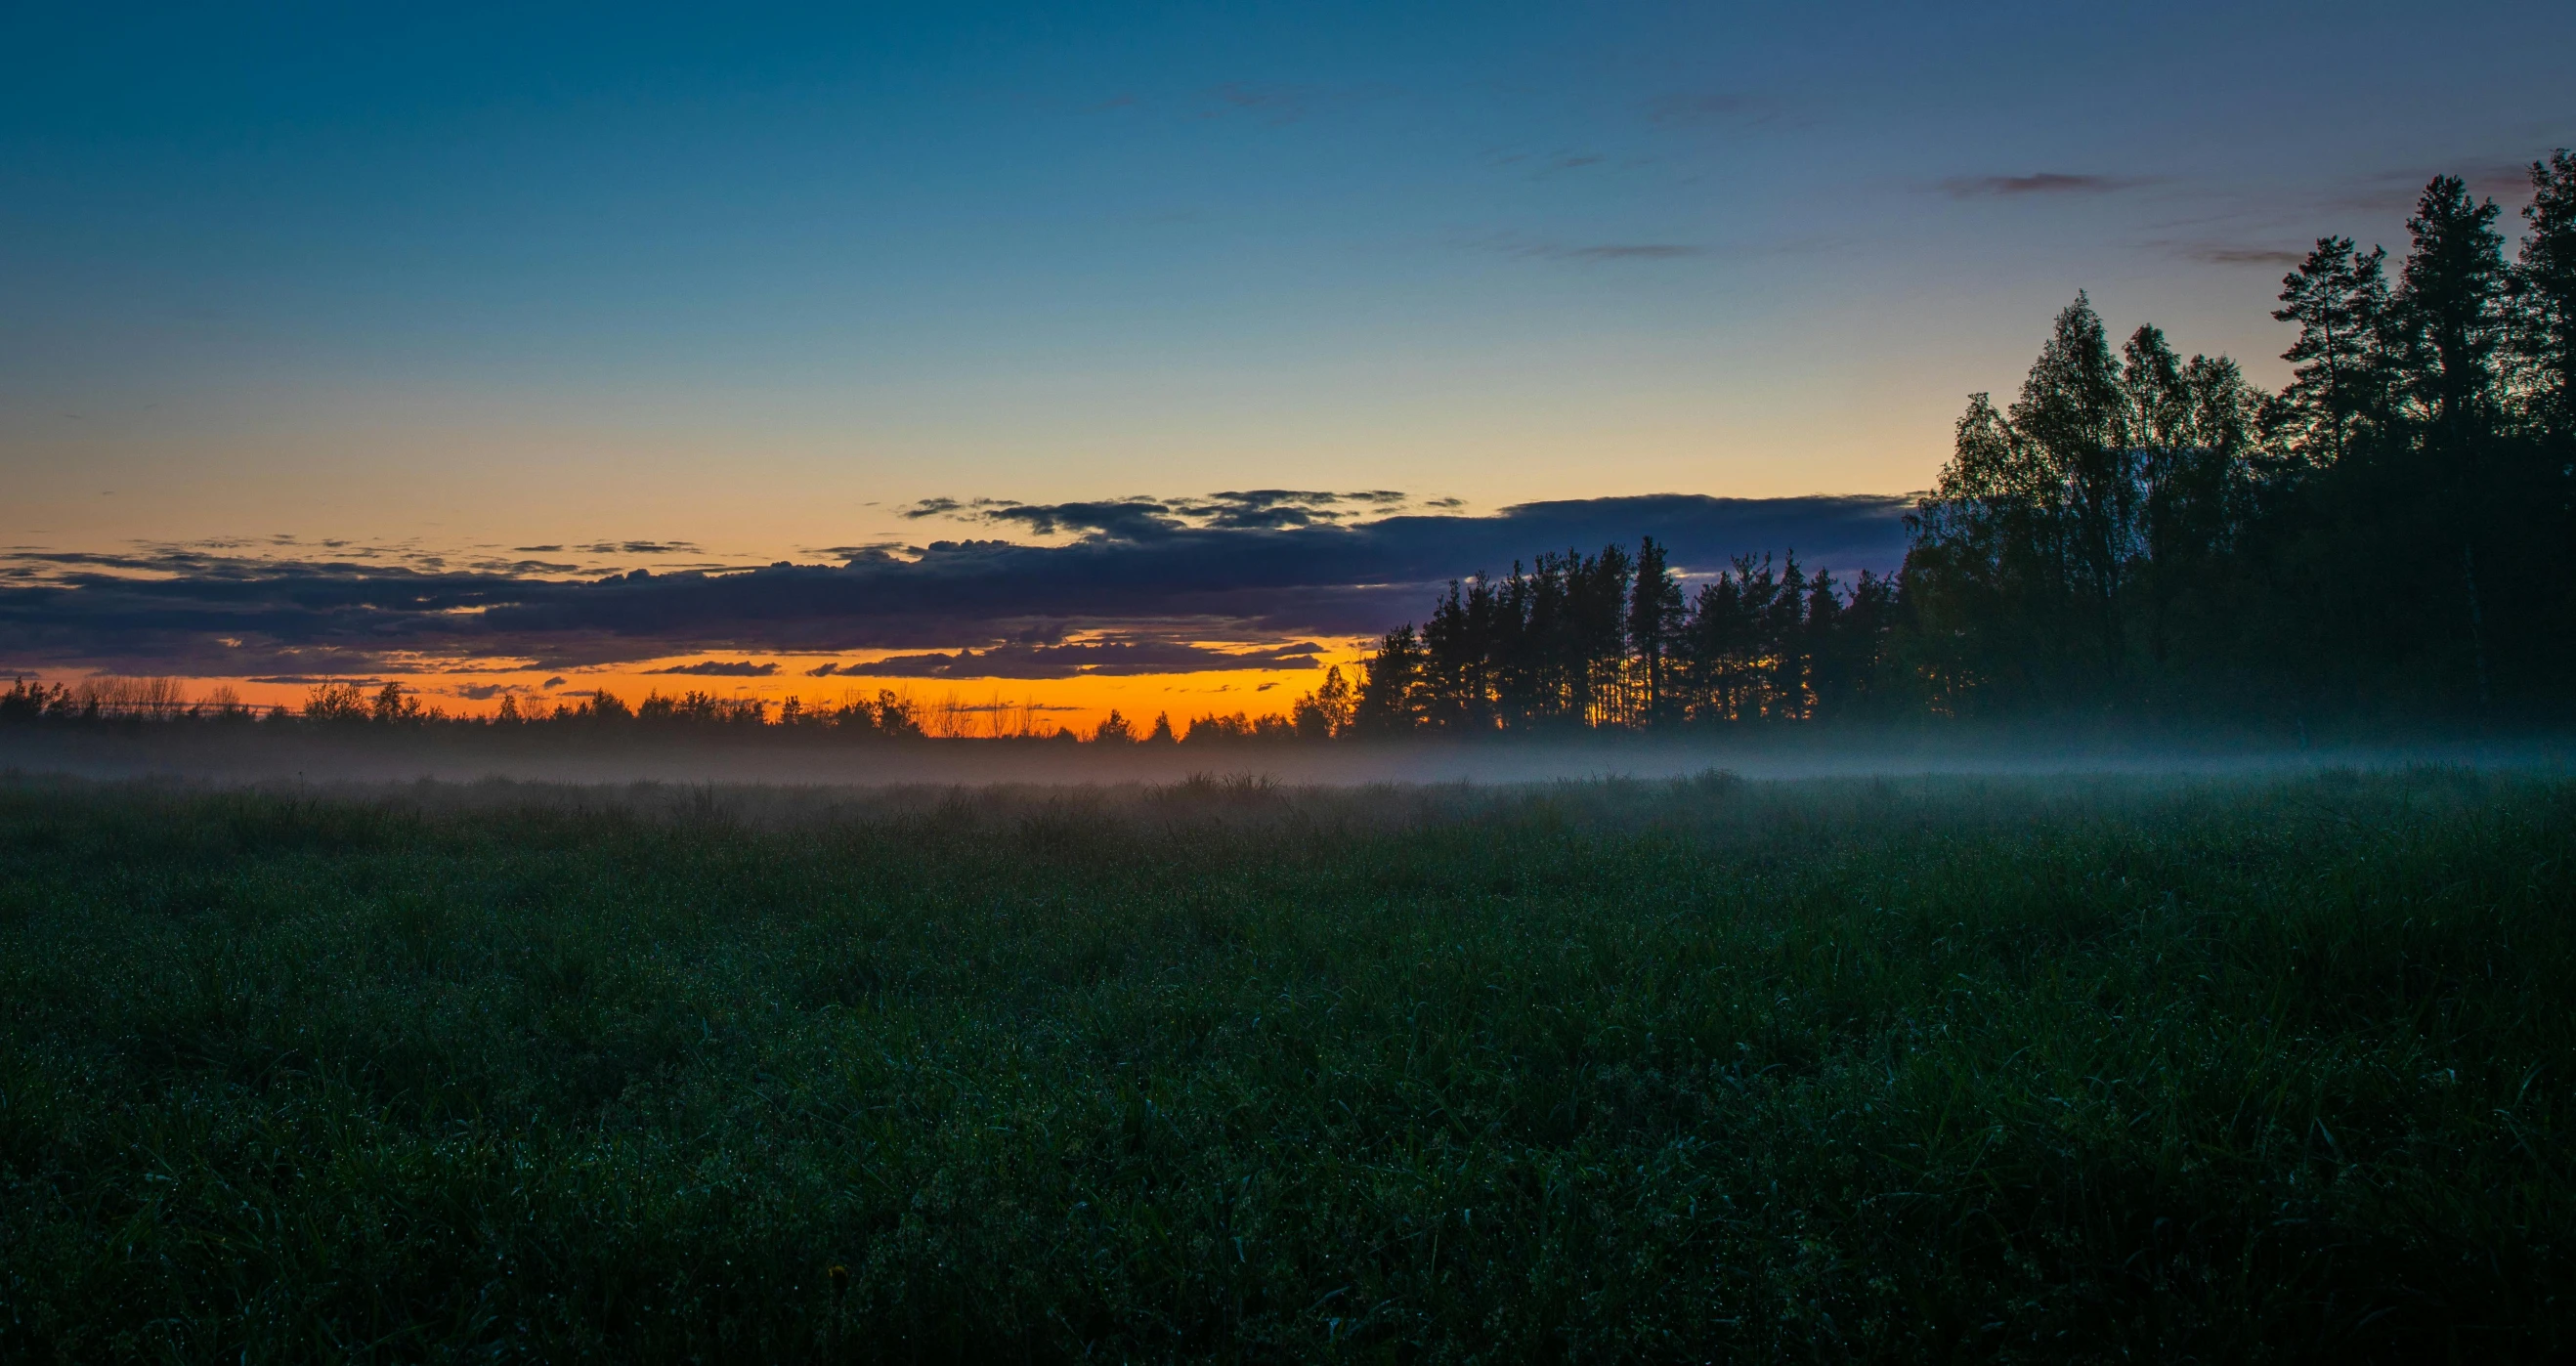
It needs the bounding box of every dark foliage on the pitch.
[1897,162,2576,720]
[1348,157,2576,731]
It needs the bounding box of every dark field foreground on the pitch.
[2,773,2570,1361]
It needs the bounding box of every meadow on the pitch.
[0,769,2568,1361]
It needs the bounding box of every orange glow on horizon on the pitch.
[13,646,1373,737]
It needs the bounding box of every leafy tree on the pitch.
[372,681,421,724]
[869,690,922,737]
[1290,665,1354,739]
[303,682,370,723]
[1906,297,2138,706]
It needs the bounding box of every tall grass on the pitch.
[1,770,2568,1360]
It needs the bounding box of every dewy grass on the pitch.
[0,770,2568,1360]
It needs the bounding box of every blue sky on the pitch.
[1,1,2571,700]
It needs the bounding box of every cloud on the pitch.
[981,499,1185,539]
[2332,161,2540,213]
[2176,243,2305,267]
[644,660,780,677]
[1504,151,1610,178]
[813,542,911,564]
[1469,233,1707,263]
[1165,490,1408,530]
[851,638,1324,681]
[1557,243,1704,260]
[911,491,1428,539]
[0,494,1912,675]
[578,540,702,556]
[244,674,381,686]
[1942,173,2155,198]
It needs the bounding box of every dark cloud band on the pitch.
[0,494,1911,678]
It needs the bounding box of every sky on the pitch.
[3,1,2571,723]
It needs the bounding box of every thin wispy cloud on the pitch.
[812,542,913,564]
[1557,243,1704,260]
[645,660,780,677]
[580,540,702,556]
[1942,173,2157,198]
[2173,243,2305,267]
[2330,160,2540,212]
[1464,233,1708,263]
[830,637,1326,681]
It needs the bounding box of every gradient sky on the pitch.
[3,2,2571,718]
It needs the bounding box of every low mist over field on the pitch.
[7,707,2573,790]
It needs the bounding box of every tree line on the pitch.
[1341,158,2576,731]
[0,675,1303,747]
[1338,545,1900,733]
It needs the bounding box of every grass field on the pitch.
[2,770,2569,1361]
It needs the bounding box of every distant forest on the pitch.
[6,161,2571,744]
[1350,159,2576,732]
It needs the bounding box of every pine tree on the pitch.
[2397,176,2511,705]
[2274,237,2395,463]
[1626,537,1684,724]
[2515,149,2576,437]
[1421,577,1498,730]
[1352,625,1425,734]
[2400,176,2510,442]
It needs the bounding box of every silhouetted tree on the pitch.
[2275,238,2400,465]
[304,682,369,723]
[1353,625,1425,734]
[2519,151,2576,438]
[1627,536,1684,723]
[1291,665,1354,739]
